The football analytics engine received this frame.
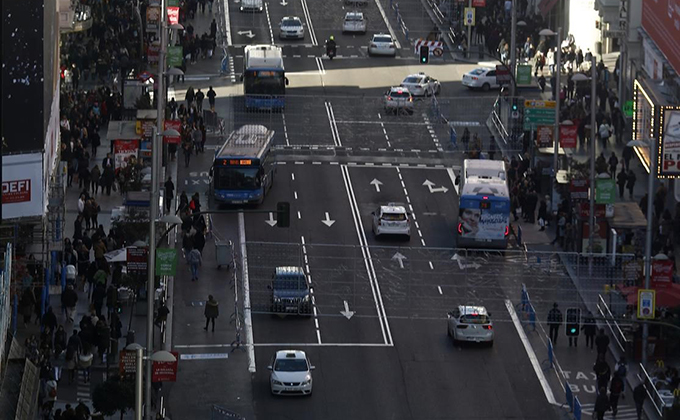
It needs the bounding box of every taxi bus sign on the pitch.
[637,289,655,319]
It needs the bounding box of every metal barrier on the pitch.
[596,294,628,354]
[638,364,666,418]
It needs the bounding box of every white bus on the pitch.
[243,45,288,110]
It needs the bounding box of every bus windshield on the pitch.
[244,70,285,95]
[214,166,260,190]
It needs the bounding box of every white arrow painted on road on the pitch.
[265,212,277,227]
[392,252,407,269]
[451,253,480,270]
[370,178,383,192]
[422,179,449,193]
[340,300,355,319]
[280,0,288,5]
[237,30,256,39]
[321,212,335,227]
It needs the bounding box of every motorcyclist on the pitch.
[326,35,337,57]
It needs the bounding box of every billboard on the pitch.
[660,109,680,176]
[1,153,45,220]
[642,0,680,75]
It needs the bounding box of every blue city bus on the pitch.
[243,45,288,110]
[209,125,275,205]
[456,177,510,249]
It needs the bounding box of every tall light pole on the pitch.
[589,56,597,252]
[127,343,177,420]
[509,0,517,98]
[466,0,472,59]
[539,28,561,213]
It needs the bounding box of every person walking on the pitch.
[188,248,202,281]
[183,140,193,168]
[608,152,618,179]
[594,355,612,391]
[594,387,610,420]
[203,295,219,332]
[595,329,610,359]
[195,89,205,114]
[90,164,101,195]
[102,164,115,196]
[185,86,195,109]
[616,168,627,200]
[609,374,624,416]
[599,119,612,150]
[207,86,217,111]
[164,176,175,213]
[633,381,646,420]
[547,303,562,345]
[61,284,78,323]
[626,169,636,200]
[65,330,81,384]
[582,311,597,349]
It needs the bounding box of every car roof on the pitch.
[380,203,407,213]
[275,350,307,360]
[456,305,489,316]
[372,33,392,39]
[345,11,364,17]
[275,266,305,276]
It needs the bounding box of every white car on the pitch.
[462,68,500,91]
[372,203,411,238]
[268,350,314,396]
[342,12,367,34]
[383,87,414,115]
[400,72,441,97]
[368,33,397,57]
[279,16,304,39]
[447,305,494,345]
[240,0,263,12]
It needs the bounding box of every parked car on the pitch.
[461,67,500,91]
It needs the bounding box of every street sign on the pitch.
[152,351,179,382]
[637,289,655,319]
[596,178,615,204]
[523,100,556,131]
[167,46,184,68]
[472,0,485,6]
[464,7,475,26]
[516,64,532,85]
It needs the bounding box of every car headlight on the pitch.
[301,375,312,385]
[273,296,281,303]
[271,379,283,385]
[259,6,263,9]
[303,294,310,302]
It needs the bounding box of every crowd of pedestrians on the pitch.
[167,86,217,166]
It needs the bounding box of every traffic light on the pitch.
[276,202,290,228]
[565,308,581,337]
[419,45,429,64]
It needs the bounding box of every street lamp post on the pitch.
[509,0,517,98]
[127,343,177,420]
[539,28,561,214]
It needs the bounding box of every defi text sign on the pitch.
[2,180,31,204]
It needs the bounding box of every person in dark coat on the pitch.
[164,177,175,213]
[102,165,115,196]
[594,355,611,391]
[178,191,189,214]
[109,312,122,361]
[626,169,636,200]
[582,311,597,349]
[106,284,119,317]
[608,152,618,179]
[616,169,627,199]
[537,199,548,231]
[42,306,58,334]
[193,231,206,253]
[92,283,107,318]
[609,374,624,416]
[595,329,610,359]
[633,382,646,420]
[20,288,37,327]
[547,303,562,345]
[65,330,82,384]
[204,295,219,331]
[95,319,110,363]
[54,324,67,358]
[594,387,610,420]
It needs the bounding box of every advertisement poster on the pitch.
[167,46,184,68]
[537,125,553,148]
[147,41,161,64]
[167,6,180,25]
[458,206,508,241]
[146,6,160,31]
[596,178,616,204]
[152,351,179,382]
[637,289,656,319]
[570,179,589,201]
[127,247,148,275]
[652,259,674,288]
[113,140,139,169]
[164,120,182,143]
[581,221,608,254]
[660,109,680,175]
[516,64,532,85]
[560,124,578,148]
[1,153,44,220]
[155,248,178,276]
[642,0,680,81]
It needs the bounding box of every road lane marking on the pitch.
[505,299,557,405]
[282,112,290,146]
[294,191,298,199]
[372,0,401,49]
[325,102,341,146]
[315,56,326,76]
[176,342,394,348]
[340,165,392,345]
[301,235,322,344]
[297,211,301,219]
[291,173,295,181]
[299,0,317,45]
[422,113,443,152]
[447,167,459,195]
[238,212,256,373]
[437,285,442,294]
[223,0,233,46]
[264,2,274,44]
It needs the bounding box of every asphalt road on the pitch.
[166,1,564,419]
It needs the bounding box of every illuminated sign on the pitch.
[221,159,255,166]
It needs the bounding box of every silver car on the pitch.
[368,33,396,57]
[268,350,315,396]
[240,0,263,12]
[279,16,304,40]
[447,305,494,346]
[400,72,441,97]
[372,203,411,238]
[383,87,414,115]
[342,12,367,34]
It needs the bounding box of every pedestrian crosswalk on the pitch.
[579,402,640,420]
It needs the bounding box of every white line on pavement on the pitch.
[238,212,256,373]
[325,102,341,146]
[447,167,459,195]
[372,0,401,49]
[282,112,290,146]
[505,299,557,405]
[264,2,274,44]
[437,286,443,295]
[223,0,233,46]
[301,236,322,344]
[299,0,318,45]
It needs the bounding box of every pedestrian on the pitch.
[551,212,566,246]
[608,152,618,179]
[626,169,636,200]
[599,119,612,149]
[207,86,217,111]
[185,86,195,109]
[89,197,100,230]
[594,355,612,391]
[154,302,170,327]
[65,330,81,384]
[20,287,36,327]
[102,153,114,171]
[616,168,627,199]
[75,401,90,420]
[204,295,219,331]
[538,74,546,92]
[595,329,610,359]
[188,248,202,281]
[164,176,175,213]
[582,311,596,349]
[547,302,562,345]
[109,312,122,361]
[92,282,106,318]
[192,123,202,155]
[609,374,623,416]
[61,284,78,323]
[90,164,101,195]
[633,381,646,420]
[622,145,633,170]
[614,356,628,394]
[594,387,610,420]
[42,306,58,336]
[537,199,548,231]
[196,88,205,114]
[102,164,115,196]
[183,141,192,168]
[95,318,110,363]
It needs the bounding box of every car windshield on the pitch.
[374,36,392,43]
[461,314,489,324]
[274,275,307,290]
[470,68,486,76]
[381,212,407,221]
[345,14,363,21]
[214,166,260,190]
[281,18,300,27]
[403,77,422,84]
[274,358,308,372]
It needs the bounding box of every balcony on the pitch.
[59,0,92,33]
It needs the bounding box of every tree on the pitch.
[92,375,135,420]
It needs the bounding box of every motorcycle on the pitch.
[326,43,337,60]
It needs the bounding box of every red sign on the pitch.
[642,0,680,75]
[570,179,589,201]
[164,120,181,144]
[652,259,674,289]
[113,140,139,169]
[119,350,137,376]
[472,0,486,6]
[167,6,180,25]
[1,179,31,204]
[127,247,148,274]
[579,202,606,218]
[152,351,179,382]
[560,125,578,148]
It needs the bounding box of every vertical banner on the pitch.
[164,120,182,143]
[152,351,179,382]
[595,178,615,204]
[155,248,178,276]
[651,259,674,289]
[167,7,180,25]
[167,46,184,68]
[560,124,578,148]
[146,6,161,31]
[113,140,139,169]
[536,125,553,148]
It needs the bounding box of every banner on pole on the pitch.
[155,248,178,276]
